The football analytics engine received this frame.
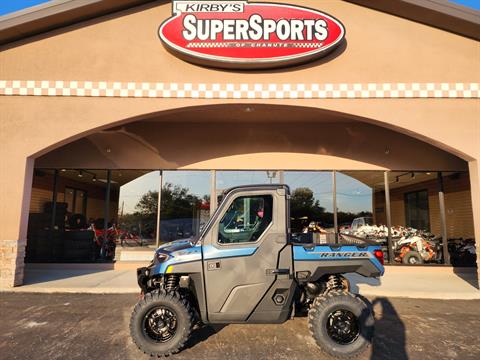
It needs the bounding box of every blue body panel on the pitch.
[150,240,257,275]
[149,239,384,277]
[293,245,385,276]
[151,239,202,275]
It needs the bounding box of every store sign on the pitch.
[159,1,345,69]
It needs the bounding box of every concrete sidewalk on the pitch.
[346,267,479,300]
[1,264,479,299]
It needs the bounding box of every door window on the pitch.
[218,195,273,244]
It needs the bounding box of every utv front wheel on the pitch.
[130,290,193,357]
[308,291,374,358]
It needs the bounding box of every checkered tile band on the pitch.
[0,81,478,99]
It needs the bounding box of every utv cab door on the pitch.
[201,186,294,323]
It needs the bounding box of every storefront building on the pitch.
[0,0,479,287]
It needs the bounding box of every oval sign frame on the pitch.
[159,1,346,69]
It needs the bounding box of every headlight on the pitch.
[155,252,170,263]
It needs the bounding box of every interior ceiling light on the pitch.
[92,175,97,182]
[106,148,112,153]
[61,169,66,172]
[78,170,83,178]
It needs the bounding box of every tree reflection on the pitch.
[119,183,207,243]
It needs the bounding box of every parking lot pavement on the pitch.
[1,293,479,360]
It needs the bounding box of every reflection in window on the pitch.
[117,171,159,247]
[161,171,210,242]
[218,195,273,244]
[285,172,334,242]
[336,172,373,230]
[337,172,385,259]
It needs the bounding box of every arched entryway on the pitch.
[21,104,476,283]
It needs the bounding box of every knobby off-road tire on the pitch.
[130,290,194,357]
[308,291,374,359]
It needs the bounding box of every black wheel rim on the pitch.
[326,309,360,345]
[143,306,178,343]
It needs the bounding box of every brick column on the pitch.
[0,240,26,287]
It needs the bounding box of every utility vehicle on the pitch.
[130,185,384,358]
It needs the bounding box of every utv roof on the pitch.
[223,184,291,196]
[0,0,478,47]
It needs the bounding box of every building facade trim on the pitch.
[0,81,479,99]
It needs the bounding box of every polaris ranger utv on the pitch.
[130,185,384,358]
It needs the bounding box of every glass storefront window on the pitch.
[161,171,210,242]
[65,187,87,216]
[388,171,443,265]
[336,171,374,231]
[216,170,280,198]
[115,170,159,247]
[337,171,388,260]
[284,171,334,243]
[26,168,475,267]
[404,190,430,230]
[26,169,110,262]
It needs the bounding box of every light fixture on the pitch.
[106,148,111,153]
[78,170,83,178]
[244,107,254,113]
[266,170,277,184]
[411,172,415,179]
[384,148,390,155]
[61,169,66,172]
[92,175,97,182]
[426,172,431,175]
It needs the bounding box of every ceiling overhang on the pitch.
[345,0,480,40]
[0,0,158,46]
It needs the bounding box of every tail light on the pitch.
[373,249,384,265]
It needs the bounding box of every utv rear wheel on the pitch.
[402,251,424,265]
[308,291,374,359]
[130,290,193,357]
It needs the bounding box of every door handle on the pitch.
[266,268,290,275]
[207,261,221,271]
